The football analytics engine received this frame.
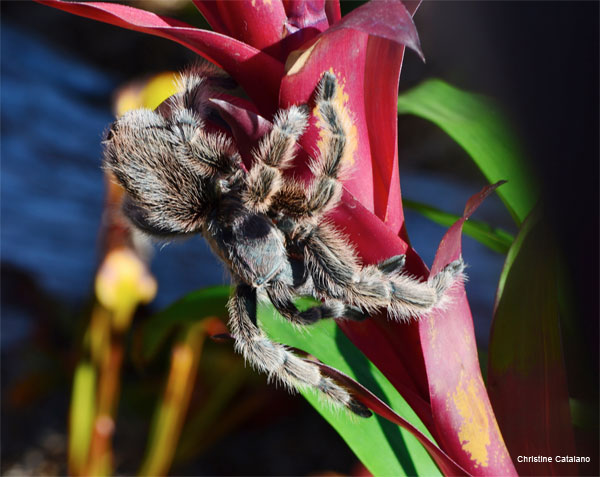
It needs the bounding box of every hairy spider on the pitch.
[103,65,465,417]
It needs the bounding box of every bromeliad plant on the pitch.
[38,0,583,475]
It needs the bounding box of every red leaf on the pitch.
[35,0,285,114]
[324,0,342,25]
[209,0,288,52]
[280,0,333,57]
[194,0,331,63]
[280,29,376,211]
[487,212,576,475]
[327,0,423,60]
[208,98,271,169]
[331,193,433,426]
[279,1,422,227]
[191,0,230,36]
[363,35,406,234]
[283,0,331,32]
[418,183,517,475]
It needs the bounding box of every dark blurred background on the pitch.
[2,1,598,475]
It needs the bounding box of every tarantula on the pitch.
[103,65,465,417]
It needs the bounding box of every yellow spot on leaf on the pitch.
[451,373,491,468]
[285,40,320,76]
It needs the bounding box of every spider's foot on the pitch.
[377,254,407,275]
[318,71,338,101]
[344,306,369,322]
[348,399,372,418]
[442,257,466,280]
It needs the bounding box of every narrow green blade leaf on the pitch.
[403,197,514,253]
[398,79,537,224]
[141,285,231,360]
[258,301,442,477]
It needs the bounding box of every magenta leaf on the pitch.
[279,1,422,229]
[323,0,341,24]
[208,98,270,141]
[280,29,377,210]
[36,0,285,114]
[327,0,424,60]
[462,180,506,220]
[362,35,406,233]
[191,0,230,36]
[208,98,272,169]
[194,0,331,63]
[418,183,517,475]
[282,0,331,37]
[205,0,288,52]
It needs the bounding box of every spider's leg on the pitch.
[304,223,466,320]
[255,106,309,169]
[385,258,466,320]
[228,283,371,417]
[244,106,309,213]
[376,254,407,275]
[269,73,353,222]
[169,105,243,179]
[267,281,367,325]
[168,63,235,121]
[302,222,362,301]
[155,68,244,179]
[304,72,354,218]
[303,223,391,313]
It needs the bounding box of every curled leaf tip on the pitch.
[463,181,506,219]
[327,0,425,60]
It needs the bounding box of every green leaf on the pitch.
[142,286,447,474]
[403,197,514,253]
[258,299,441,477]
[398,79,537,224]
[141,285,231,360]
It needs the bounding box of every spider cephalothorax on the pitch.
[104,65,465,417]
